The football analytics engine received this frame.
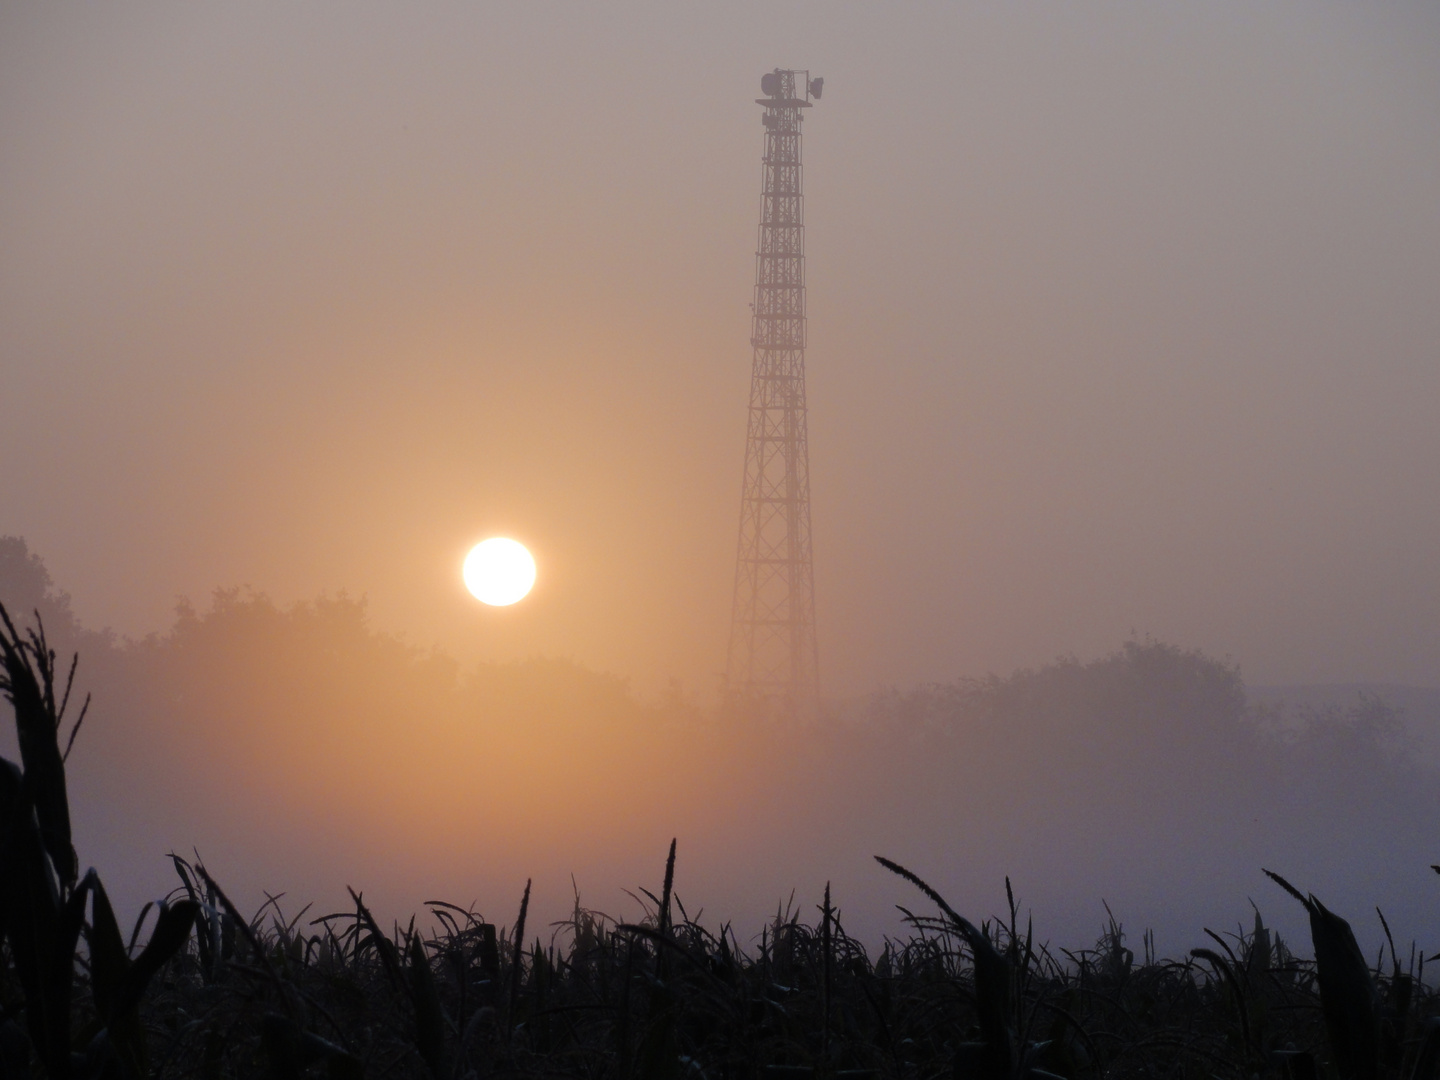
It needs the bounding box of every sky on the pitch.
[4,2,1440,700]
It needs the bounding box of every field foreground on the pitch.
[4,606,1439,1080]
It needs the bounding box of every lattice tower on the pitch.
[726,68,823,714]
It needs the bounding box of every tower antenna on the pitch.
[726,69,822,716]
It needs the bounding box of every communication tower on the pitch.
[726,68,824,714]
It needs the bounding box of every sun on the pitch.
[463,538,537,606]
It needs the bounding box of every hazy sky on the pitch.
[4,2,1440,698]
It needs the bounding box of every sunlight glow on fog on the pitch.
[4,547,1435,960]
[2,4,1438,698]
[3,4,1440,959]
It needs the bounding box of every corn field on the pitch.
[4,604,1440,1080]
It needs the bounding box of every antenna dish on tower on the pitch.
[808,77,823,100]
[760,72,781,97]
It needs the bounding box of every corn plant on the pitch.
[0,602,197,1079]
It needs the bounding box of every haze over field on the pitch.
[4,539,1440,964]
[3,5,1440,956]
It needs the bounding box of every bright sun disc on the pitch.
[463,538,536,606]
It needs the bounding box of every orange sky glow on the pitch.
[4,2,1440,952]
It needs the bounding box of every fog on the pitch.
[4,4,1440,959]
[5,539,1439,964]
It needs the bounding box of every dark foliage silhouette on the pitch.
[1,601,197,1079]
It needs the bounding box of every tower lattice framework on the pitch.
[727,68,822,712]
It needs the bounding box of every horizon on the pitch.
[15,533,1440,708]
